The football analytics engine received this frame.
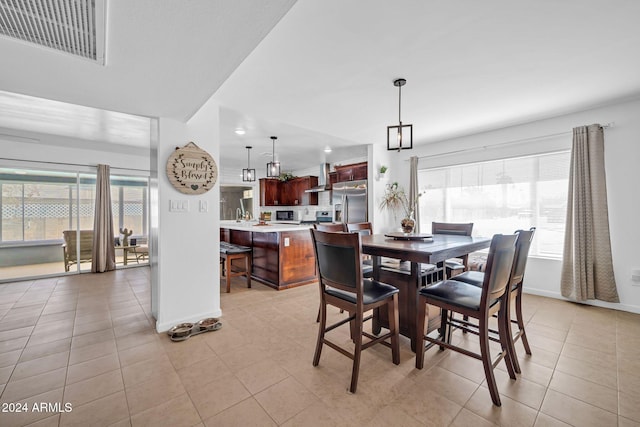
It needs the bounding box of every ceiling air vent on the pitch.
[0,0,106,64]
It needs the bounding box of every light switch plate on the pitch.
[170,200,189,212]
[199,200,208,213]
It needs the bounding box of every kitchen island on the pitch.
[220,221,317,290]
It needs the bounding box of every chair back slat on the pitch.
[510,228,536,287]
[311,229,361,293]
[315,223,347,232]
[432,222,473,236]
[346,222,372,236]
[481,234,517,303]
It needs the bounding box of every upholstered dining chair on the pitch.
[311,229,400,393]
[452,228,536,373]
[415,233,517,406]
[431,222,474,278]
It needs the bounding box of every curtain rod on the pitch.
[411,122,614,161]
[0,157,150,173]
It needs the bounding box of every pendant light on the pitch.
[387,78,413,151]
[242,146,255,182]
[266,136,281,177]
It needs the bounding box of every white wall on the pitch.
[152,101,222,332]
[382,97,640,313]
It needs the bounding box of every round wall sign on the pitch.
[166,142,218,194]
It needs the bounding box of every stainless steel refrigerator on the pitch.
[332,180,367,223]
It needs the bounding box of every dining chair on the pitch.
[431,222,474,278]
[415,233,517,406]
[452,227,536,373]
[311,229,400,393]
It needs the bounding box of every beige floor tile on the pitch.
[365,403,425,427]
[19,337,72,363]
[234,359,290,394]
[254,377,317,424]
[125,371,186,415]
[412,365,479,406]
[0,325,35,342]
[533,412,572,426]
[70,328,115,349]
[32,318,75,336]
[1,367,66,402]
[620,391,640,423]
[68,339,117,365]
[548,370,617,413]
[121,353,175,388]
[0,348,21,368]
[118,340,163,367]
[23,414,61,426]
[164,338,216,371]
[554,354,617,390]
[115,329,159,351]
[392,387,463,426]
[177,354,233,391]
[436,351,487,384]
[63,369,124,407]
[489,368,547,410]
[204,397,277,427]
[188,373,251,420]
[0,388,63,427]
[72,319,113,336]
[450,408,497,427]
[65,352,120,385]
[26,329,73,347]
[11,351,69,381]
[619,416,640,427]
[560,342,617,369]
[60,390,129,427]
[0,364,14,383]
[464,385,538,427]
[539,389,617,427]
[130,393,201,427]
[0,336,29,354]
[498,355,554,387]
[280,401,348,427]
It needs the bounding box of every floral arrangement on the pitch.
[278,172,296,182]
[379,182,422,219]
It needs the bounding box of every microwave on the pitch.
[275,210,295,221]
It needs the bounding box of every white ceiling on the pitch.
[1,0,640,173]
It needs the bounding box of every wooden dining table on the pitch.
[361,233,491,351]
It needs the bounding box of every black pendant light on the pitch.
[266,136,281,177]
[387,78,413,151]
[242,146,255,182]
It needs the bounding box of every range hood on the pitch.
[305,163,331,192]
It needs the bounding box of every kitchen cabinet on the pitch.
[259,176,318,207]
[334,161,368,182]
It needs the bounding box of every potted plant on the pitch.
[379,165,388,178]
[379,182,421,233]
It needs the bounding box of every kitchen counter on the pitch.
[220,220,313,233]
[220,222,316,290]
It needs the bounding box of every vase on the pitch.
[401,212,415,234]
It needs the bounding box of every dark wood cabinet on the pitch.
[259,176,319,206]
[260,178,281,206]
[333,161,368,182]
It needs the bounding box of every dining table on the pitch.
[361,233,491,351]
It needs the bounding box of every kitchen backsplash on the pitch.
[261,191,333,221]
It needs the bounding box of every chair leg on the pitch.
[225,258,231,293]
[479,316,501,406]
[498,303,518,379]
[415,295,427,369]
[388,294,400,365]
[515,286,532,355]
[349,311,364,393]
[313,302,326,367]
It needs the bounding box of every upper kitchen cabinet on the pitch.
[259,176,318,206]
[334,161,368,182]
[260,178,280,206]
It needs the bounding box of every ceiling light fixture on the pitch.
[242,146,256,182]
[235,128,246,135]
[324,146,332,153]
[387,78,413,151]
[266,136,281,177]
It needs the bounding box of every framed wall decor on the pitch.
[166,142,218,194]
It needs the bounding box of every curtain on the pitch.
[409,156,420,233]
[91,164,116,273]
[560,124,618,302]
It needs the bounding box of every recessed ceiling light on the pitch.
[324,146,332,153]
[235,128,246,135]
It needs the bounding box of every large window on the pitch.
[0,168,148,244]
[418,151,570,257]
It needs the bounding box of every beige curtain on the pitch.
[560,124,618,302]
[409,156,420,233]
[91,164,116,273]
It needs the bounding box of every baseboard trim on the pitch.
[523,287,640,314]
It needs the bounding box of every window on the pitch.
[418,151,570,257]
[0,168,148,244]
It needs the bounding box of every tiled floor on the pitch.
[0,268,638,426]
